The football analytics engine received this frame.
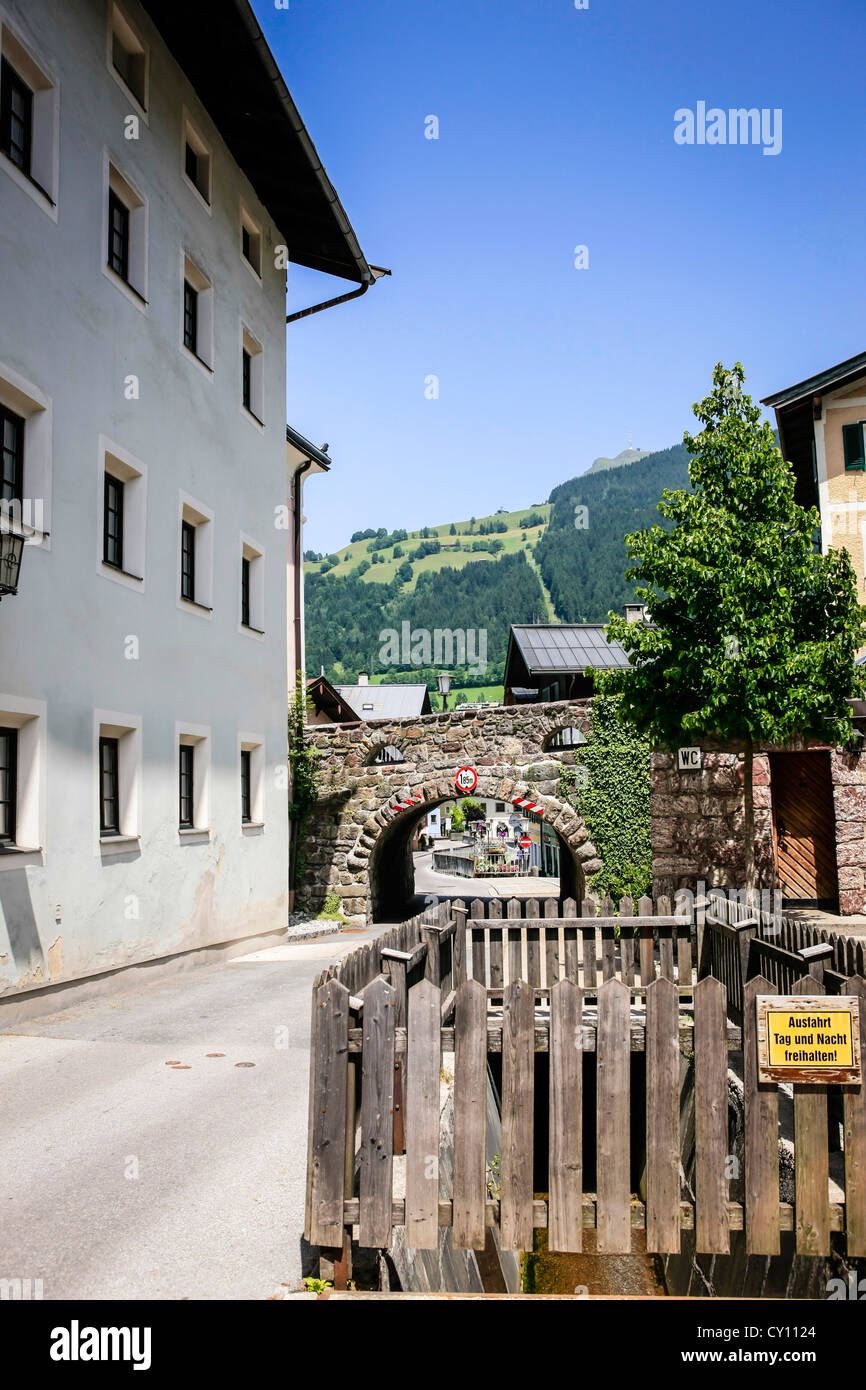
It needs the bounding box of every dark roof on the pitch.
[761,350,866,409]
[335,684,432,720]
[140,0,373,283]
[286,425,331,470]
[307,675,360,722]
[509,624,630,675]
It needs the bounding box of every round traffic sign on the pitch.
[455,766,477,793]
[519,835,532,849]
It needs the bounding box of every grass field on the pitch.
[305,503,553,593]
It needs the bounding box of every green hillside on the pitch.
[536,443,691,622]
[304,444,693,694]
[304,504,552,594]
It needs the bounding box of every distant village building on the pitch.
[333,677,432,721]
[503,614,638,706]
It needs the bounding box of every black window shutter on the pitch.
[843,422,865,471]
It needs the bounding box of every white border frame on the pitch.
[0,7,60,219]
[97,433,147,592]
[0,691,46,867]
[106,0,150,123]
[93,707,143,855]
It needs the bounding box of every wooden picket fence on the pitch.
[305,893,866,1272]
[700,889,866,1024]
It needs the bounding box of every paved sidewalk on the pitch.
[0,924,388,1301]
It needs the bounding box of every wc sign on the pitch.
[677,747,703,771]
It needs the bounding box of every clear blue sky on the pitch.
[252,0,866,553]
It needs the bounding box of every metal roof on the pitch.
[335,684,431,720]
[761,350,866,409]
[510,624,630,674]
[140,0,374,283]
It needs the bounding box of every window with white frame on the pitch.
[240,535,264,634]
[95,711,141,846]
[0,694,44,858]
[0,21,59,212]
[108,2,148,113]
[239,737,264,827]
[182,109,211,207]
[181,254,214,370]
[0,361,51,544]
[105,159,147,303]
[241,325,263,424]
[98,437,146,588]
[178,492,213,613]
[177,726,210,835]
[240,203,262,277]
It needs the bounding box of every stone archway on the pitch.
[364,781,592,922]
[299,698,602,925]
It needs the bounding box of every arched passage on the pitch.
[364,781,590,923]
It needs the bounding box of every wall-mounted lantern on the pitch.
[0,528,24,599]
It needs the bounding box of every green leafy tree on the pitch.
[599,363,866,889]
[450,803,465,833]
[460,797,484,823]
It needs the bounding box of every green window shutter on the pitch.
[843,422,865,470]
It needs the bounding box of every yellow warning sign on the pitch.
[756,996,861,1083]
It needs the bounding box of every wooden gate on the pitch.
[770,751,839,905]
[305,898,866,1266]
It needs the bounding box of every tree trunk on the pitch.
[743,736,755,892]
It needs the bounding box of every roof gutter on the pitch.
[286,265,391,325]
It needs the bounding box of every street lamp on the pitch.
[436,671,452,712]
[0,528,24,599]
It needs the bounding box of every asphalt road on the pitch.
[412,849,560,900]
[0,925,388,1301]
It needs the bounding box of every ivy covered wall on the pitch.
[559,693,652,901]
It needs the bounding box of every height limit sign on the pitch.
[455,766,477,794]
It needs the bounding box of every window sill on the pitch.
[182,172,212,216]
[242,821,265,836]
[178,827,210,844]
[0,845,43,869]
[101,561,143,582]
[0,150,58,221]
[242,254,263,284]
[99,834,141,857]
[108,65,149,125]
[103,264,148,313]
[179,595,213,615]
[0,152,54,205]
[241,405,264,432]
[181,343,214,378]
[241,622,265,637]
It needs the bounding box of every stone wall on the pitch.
[652,740,866,914]
[301,700,600,924]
